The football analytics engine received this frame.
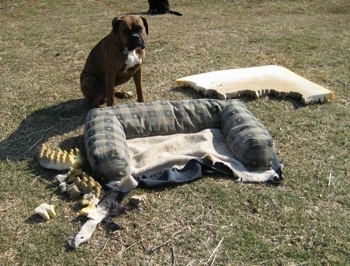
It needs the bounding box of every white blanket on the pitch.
[127,128,279,183]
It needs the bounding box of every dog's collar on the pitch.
[116,42,132,55]
[115,39,126,51]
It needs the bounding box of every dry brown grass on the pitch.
[0,0,349,265]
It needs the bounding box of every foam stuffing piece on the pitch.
[34,203,56,221]
[38,144,83,170]
[176,65,334,104]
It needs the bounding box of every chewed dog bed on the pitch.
[84,99,283,191]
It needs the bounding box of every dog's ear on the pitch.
[112,17,121,33]
[141,17,149,35]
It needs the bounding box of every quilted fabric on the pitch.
[84,99,277,182]
[221,105,274,170]
[84,109,131,183]
[109,99,225,138]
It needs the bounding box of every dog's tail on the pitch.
[169,10,182,16]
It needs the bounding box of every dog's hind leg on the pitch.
[81,74,106,108]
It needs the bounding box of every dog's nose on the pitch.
[131,33,143,43]
[128,34,145,50]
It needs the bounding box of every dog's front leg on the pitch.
[133,67,144,102]
[106,74,116,107]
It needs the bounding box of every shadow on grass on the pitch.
[0,98,91,176]
[170,86,211,100]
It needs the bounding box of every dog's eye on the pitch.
[123,29,131,35]
[134,26,143,34]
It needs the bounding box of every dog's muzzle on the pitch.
[127,33,145,51]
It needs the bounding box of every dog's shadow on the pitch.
[0,99,91,176]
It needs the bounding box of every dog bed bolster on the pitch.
[85,109,131,183]
[84,99,278,183]
[109,99,224,138]
[221,105,274,171]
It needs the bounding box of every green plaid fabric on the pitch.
[109,99,225,138]
[84,109,131,183]
[84,99,276,181]
[221,104,274,170]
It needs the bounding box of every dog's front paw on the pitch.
[114,90,134,99]
[124,91,134,98]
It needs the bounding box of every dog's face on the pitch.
[112,15,149,51]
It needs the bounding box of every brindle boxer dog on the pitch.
[80,15,148,108]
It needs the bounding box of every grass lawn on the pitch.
[0,0,349,265]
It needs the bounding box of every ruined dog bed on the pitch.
[68,99,284,248]
[84,99,283,190]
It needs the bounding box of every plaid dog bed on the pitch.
[84,99,280,185]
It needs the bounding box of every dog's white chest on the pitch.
[124,50,142,70]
